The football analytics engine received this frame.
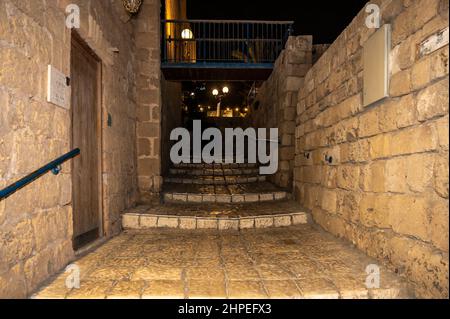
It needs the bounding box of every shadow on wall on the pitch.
[161,77,183,177]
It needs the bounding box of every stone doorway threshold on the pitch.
[32,225,411,299]
[122,201,310,231]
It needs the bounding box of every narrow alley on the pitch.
[0,0,448,302]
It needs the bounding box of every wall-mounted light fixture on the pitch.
[122,0,143,15]
[324,154,333,164]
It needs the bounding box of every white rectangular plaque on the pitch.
[47,65,69,109]
[363,24,391,107]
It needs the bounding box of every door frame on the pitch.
[70,31,104,248]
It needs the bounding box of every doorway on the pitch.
[70,33,103,250]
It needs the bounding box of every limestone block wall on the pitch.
[134,0,163,203]
[294,0,449,298]
[251,36,313,189]
[0,0,160,298]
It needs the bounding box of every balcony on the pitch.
[161,19,293,81]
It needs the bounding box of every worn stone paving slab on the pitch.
[32,225,411,299]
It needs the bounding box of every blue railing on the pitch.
[162,19,294,64]
[0,149,80,201]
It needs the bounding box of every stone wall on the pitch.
[251,36,312,189]
[0,0,160,298]
[135,0,163,203]
[294,0,449,298]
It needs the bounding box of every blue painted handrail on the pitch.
[0,148,80,201]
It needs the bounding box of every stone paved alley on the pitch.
[1,0,448,300]
[33,224,409,299]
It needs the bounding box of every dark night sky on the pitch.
[186,0,368,44]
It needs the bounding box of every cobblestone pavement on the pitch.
[33,225,410,299]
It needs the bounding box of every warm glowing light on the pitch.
[222,86,229,94]
[235,108,240,112]
[244,107,249,112]
[181,29,193,40]
[200,107,204,112]
[212,89,219,96]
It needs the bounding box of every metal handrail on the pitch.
[0,148,80,201]
[162,19,294,64]
[163,19,294,24]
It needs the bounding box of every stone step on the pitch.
[165,175,267,185]
[173,163,258,169]
[169,167,261,176]
[162,181,289,203]
[163,191,289,203]
[122,200,310,231]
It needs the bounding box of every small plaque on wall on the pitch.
[47,65,69,109]
[363,24,391,107]
[419,27,449,58]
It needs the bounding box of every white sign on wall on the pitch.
[419,27,449,58]
[363,24,391,107]
[47,65,69,109]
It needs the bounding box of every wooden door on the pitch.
[71,33,102,250]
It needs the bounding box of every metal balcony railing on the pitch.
[162,19,294,65]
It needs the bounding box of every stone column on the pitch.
[276,36,313,188]
[251,36,313,189]
[134,0,163,203]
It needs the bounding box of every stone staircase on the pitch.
[122,162,309,231]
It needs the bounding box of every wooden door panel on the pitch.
[71,34,101,250]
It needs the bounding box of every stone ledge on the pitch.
[122,212,308,231]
